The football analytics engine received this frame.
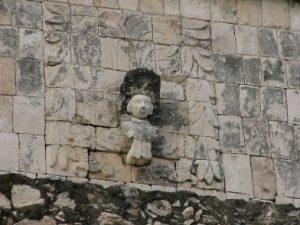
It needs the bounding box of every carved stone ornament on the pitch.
[120,68,161,166]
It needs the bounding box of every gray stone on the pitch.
[211,0,237,23]
[0,26,18,57]
[180,0,210,20]
[294,125,300,160]
[176,158,196,186]
[54,192,76,210]
[290,1,300,30]
[128,41,155,70]
[0,192,11,210]
[13,216,57,225]
[11,185,44,209]
[19,28,43,59]
[140,0,164,14]
[191,137,221,160]
[287,90,300,124]
[164,0,180,16]
[287,61,300,89]
[262,58,287,88]
[214,53,244,84]
[235,25,259,55]
[258,28,279,57]
[153,16,181,45]
[98,212,133,225]
[0,57,15,95]
[147,200,172,217]
[237,0,261,26]
[279,30,300,59]
[160,80,184,101]
[182,19,210,47]
[243,57,261,85]
[186,79,215,103]
[0,0,11,25]
[95,0,119,8]
[182,207,194,219]
[119,0,138,10]
[96,127,122,152]
[211,22,235,53]
[0,96,12,132]
[43,2,70,32]
[156,45,181,75]
[99,9,124,37]
[240,85,260,117]
[262,0,289,27]
[216,83,240,116]
[71,16,98,35]
[0,133,18,171]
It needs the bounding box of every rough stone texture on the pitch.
[43,2,70,32]
[0,57,15,95]
[262,58,287,88]
[96,127,122,152]
[0,133,18,171]
[0,96,12,132]
[0,27,18,57]
[164,0,180,16]
[258,28,279,57]
[240,85,260,118]
[19,28,43,59]
[235,25,258,55]
[11,185,44,209]
[0,0,11,25]
[128,41,155,70]
[287,61,300,89]
[237,0,261,26]
[119,0,138,10]
[156,45,181,75]
[279,30,300,59]
[160,80,184,100]
[216,83,240,116]
[186,79,215,103]
[211,23,235,53]
[140,0,164,14]
[243,57,261,85]
[182,19,210,47]
[211,0,237,23]
[153,16,181,45]
[290,1,300,30]
[287,89,300,124]
[0,192,11,210]
[180,0,210,20]
[71,15,98,35]
[99,9,124,37]
[92,68,124,93]
[262,0,289,27]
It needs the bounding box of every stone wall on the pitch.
[1,0,300,208]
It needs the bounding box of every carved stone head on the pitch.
[127,94,153,119]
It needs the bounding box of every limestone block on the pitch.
[89,152,131,182]
[46,122,96,149]
[194,137,221,160]
[186,79,215,103]
[70,0,93,6]
[76,90,118,127]
[176,158,197,186]
[53,191,76,209]
[260,87,287,121]
[164,0,180,16]
[0,57,15,95]
[294,126,300,160]
[235,25,259,55]
[258,28,279,57]
[223,154,253,197]
[12,0,42,29]
[0,96,12,132]
[226,192,249,201]
[71,16,98,35]
[180,0,210,20]
[211,23,236,53]
[43,2,70,32]
[153,16,181,45]
[181,46,214,80]
[290,1,300,30]
[287,61,300,89]
[279,30,300,59]
[214,53,244,84]
[0,0,11,25]
[47,145,88,177]
[124,11,152,41]
[99,9,124,37]
[243,118,270,156]
[128,41,155,70]
[0,27,18,57]
[140,0,164,14]
[19,134,46,174]
[95,0,119,8]
[156,45,180,75]
[240,85,260,117]
[16,59,44,97]
[251,157,276,200]
[182,19,210,47]
[45,88,76,121]
[287,90,300,124]
[211,0,237,23]
[132,158,176,186]
[237,0,261,26]
[0,133,18,171]
[160,80,184,100]
[96,127,122,152]
[71,35,101,66]
[262,0,289,27]
[101,38,129,70]
[275,196,294,205]
[275,159,300,198]
[219,116,245,153]
[243,57,261,85]
[14,96,45,135]
[270,121,294,159]
[119,0,138,10]
[216,83,240,116]
[19,28,43,59]
[11,185,44,209]
[262,58,287,88]
[0,192,11,210]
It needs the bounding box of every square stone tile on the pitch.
[279,31,300,59]
[43,2,70,32]
[156,45,181,75]
[19,28,43,59]
[0,96,12,132]
[262,58,287,88]
[160,80,184,101]
[211,0,237,23]
[0,27,18,57]
[262,0,289,27]
[287,61,300,89]
[287,90,300,124]
[186,79,215,103]
[119,0,138,10]
[258,28,279,57]
[153,16,181,45]
[182,18,210,47]
[294,125,300,160]
[96,127,122,152]
[0,133,18,171]
[164,0,180,16]
[243,57,261,85]
[235,25,259,55]
[0,57,15,95]
[180,0,210,20]
[71,16,98,35]
[140,0,164,14]
[216,83,240,116]
[211,23,236,53]
[237,0,261,26]
[99,9,124,37]
[240,85,260,117]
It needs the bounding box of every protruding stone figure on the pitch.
[120,68,160,166]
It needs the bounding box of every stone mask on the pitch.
[127,95,153,119]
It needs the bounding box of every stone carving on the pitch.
[120,68,161,166]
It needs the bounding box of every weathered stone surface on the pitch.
[128,41,155,70]
[260,87,287,121]
[95,0,119,8]
[258,28,279,57]
[287,90,300,124]
[98,212,133,225]
[54,191,76,210]
[0,57,15,95]
[19,28,43,59]
[156,45,181,75]
[182,206,194,219]
[89,152,131,182]
[119,0,138,10]
[287,61,300,89]
[211,22,235,53]
[216,83,240,116]
[223,154,253,197]
[243,118,270,156]
[0,133,18,171]
[47,145,88,177]
[46,122,96,149]
[153,16,181,45]
[0,27,18,57]
[211,0,237,23]
[182,19,210,47]
[214,53,244,84]
[262,58,286,88]
[240,85,260,117]
[43,2,70,32]
[147,200,172,217]
[99,9,124,37]
[251,157,276,200]
[71,15,98,34]
[226,192,250,201]
[237,0,261,26]
[70,0,93,6]
[0,0,11,25]
[11,185,44,209]
[290,1,300,30]
[14,216,57,225]
[279,30,300,59]
[46,88,76,121]
[262,0,289,27]
[186,79,215,103]
[96,127,122,152]
[0,96,12,132]
[0,192,11,210]
[140,0,164,14]
[176,158,196,186]
[180,0,210,20]
[19,134,46,174]
[243,57,261,85]
[295,125,300,160]
[160,80,184,100]
[219,116,245,153]
[13,96,45,135]
[235,25,258,55]
[164,0,180,16]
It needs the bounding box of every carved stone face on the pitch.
[127,95,153,119]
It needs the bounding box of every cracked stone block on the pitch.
[0,96,12,132]
[216,83,240,116]
[0,133,18,171]
[99,9,124,38]
[270,121,295,159]
[19,134,46,174]
[181,46,214,80]
[275,159,300,198]
[211,0,237,23]
[223,154,253,197]
[43,2,70,32]
[243,118,270,156]
[262,58,287,88]
[128,41,155,70]
[76,90,118,127]
[0,0,11,25]
[89,152,131,182]
[19,28,43,59]
[124,11,152,41]
[211,23,235,53]
[240,85,260,117]
[46,122,96,149]
[219,116,245,153]
[237,0,261,26]
[46,88,76,121]
[119,0,138,10]
[16,59,44,97]
[164,0,180,16]
[287,61,300,89]
[96,127,122,152]
[132,158,176,186]
[13,96,45,135]
[153,16,181,45]
[71,35,101,66]
[214,53,244,84]
[186,79,215,103]
[47,145,88,177]
[290,1,300,30]
[262,0,289,27]
[182,19,210,47]
[261,87,287,121]
[0,57,15,95]
[95,0,119,8]
[244,57,261,85]
[160,80,184,101]
[252,157,276,200]
[140,0,163,14]
[0,27,18,57]
[235,25,259,55]
[287,90,300,124]
[180,0,210,20]
[12,0,42,29]
[71,16,98,35]
[258,28,279,57]
[279,30,300,59]
[156,45,181,75]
